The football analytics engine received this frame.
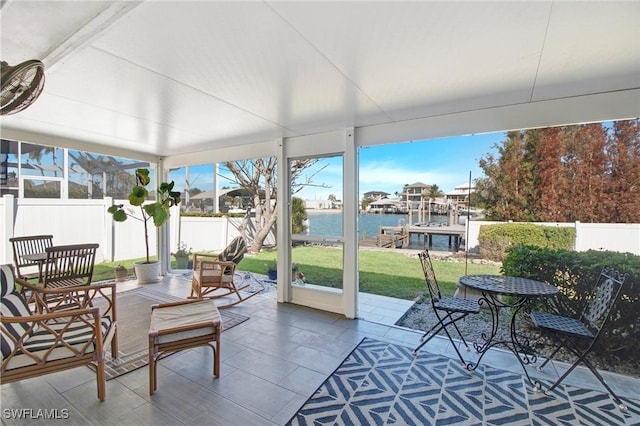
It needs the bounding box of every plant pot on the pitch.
[267,270,277,281]
[134,261,162,284]
[114,265,128,282]
[174,256,189,269]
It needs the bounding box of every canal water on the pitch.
[306,212,458,251]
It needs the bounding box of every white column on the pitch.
[343,128,358,319]
[276,138,290,303]
[213,163,219,213]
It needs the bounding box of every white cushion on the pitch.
[150,300,221,345]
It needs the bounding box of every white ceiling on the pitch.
[1,1,639,158]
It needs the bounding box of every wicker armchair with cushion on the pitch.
[189,236,262,308]
[1,265,118,401]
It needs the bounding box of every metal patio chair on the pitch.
[412,250,480,365]
[531,266,628,412]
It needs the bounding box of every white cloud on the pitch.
[359,161,461,195]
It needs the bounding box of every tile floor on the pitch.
[1,274,638,425]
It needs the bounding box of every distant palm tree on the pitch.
[424,184,444,199]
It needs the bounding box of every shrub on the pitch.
[478,223,575,261]
[502,245,640,357]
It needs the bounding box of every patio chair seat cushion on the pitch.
[150,301,221,345]
[435,296,480,314]
[531,311,593,338]
[2,317,112,370]
[197,268,234,284]
[1,265,33,358]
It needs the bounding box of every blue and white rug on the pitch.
[288,338,640,425]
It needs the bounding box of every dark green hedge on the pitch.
[478,223,575,261]
[502,245,640,356]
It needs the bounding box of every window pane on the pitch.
[169,164,217,214]
[105,161,154,200]
[291,155,343,290]
[20,143,63,177]
[1,139,18,196]
[23,179,60,198]
[68,150,98,199]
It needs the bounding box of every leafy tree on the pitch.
[222,158,326,252]
[604,120,640,222]
[291,196,308,234]
[476,131,536,221]
[476,120,640,223]
[188,188,202,197]
[530,126,566,221]
[423,184,444,199]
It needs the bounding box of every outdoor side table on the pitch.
[459,274,558,389]
[21,252,48,283]
[148,299,221,395]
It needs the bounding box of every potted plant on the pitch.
[114,264,128,282]
[265,261,277,281]
[107,168,181,283]
[172,241,192,269]
[292,262,307,285]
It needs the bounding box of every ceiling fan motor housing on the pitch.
[1,59,46,115]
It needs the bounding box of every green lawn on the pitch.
[236,247,501,300]
[92,257,150,282]
[93,248,501,300]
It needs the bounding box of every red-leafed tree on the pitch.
[476,119,639,223]
[604,120,640,223]
[531,127,566,221]
[558,124,608,222]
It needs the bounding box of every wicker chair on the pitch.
[1,264,118,401]
[189,236,262,308]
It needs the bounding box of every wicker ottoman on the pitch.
[148,299,221,395]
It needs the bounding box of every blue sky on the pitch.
[169,130,506,201]
[298,131,506,201]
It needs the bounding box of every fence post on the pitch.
[1,194,15,264]
[104,197,114,262]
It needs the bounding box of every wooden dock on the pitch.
[359,233,408,249]
[378,224,466,251]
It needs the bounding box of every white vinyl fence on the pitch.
[466,221,640,255]
[1,194,638,267]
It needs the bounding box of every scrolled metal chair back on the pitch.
[418,250,441,301]
[583,267,626,331]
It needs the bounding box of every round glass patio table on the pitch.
[458,274,558,388]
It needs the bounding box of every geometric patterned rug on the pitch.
[287,338,640,425]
